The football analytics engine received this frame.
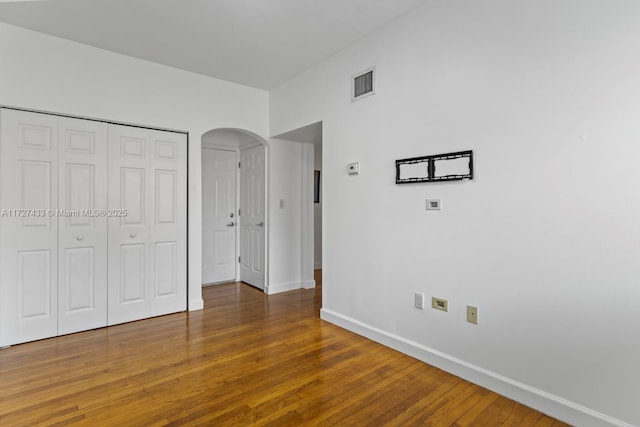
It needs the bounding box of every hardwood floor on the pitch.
[0,270,568,426]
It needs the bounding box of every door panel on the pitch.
[18,250,52,318]
[19,160,53,228]
[239,145,265,290]
[64,247,95,311]
[121,168,145,225]
[58,117,108,335]
[1,109,59,346]
[108,125,186,325]
[155,170,176,223]
[149,130,186,316]
[155,241,177,296]
[120,244,145,303]
[109,126,150,324]
[65,163,94,227]
[202,148,237,284]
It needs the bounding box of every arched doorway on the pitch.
[201,128,268,291]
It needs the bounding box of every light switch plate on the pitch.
[414,292,425,309]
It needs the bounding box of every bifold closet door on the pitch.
[0,109,109,346]
[57,117,108,335]
[107,124,187,325]
[0,109,60,346]
[1,109,187,346]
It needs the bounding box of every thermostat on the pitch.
[347,162,360,175]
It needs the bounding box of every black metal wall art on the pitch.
[395,150,473,184]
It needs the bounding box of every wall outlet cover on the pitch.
[432,297,448,312]
[467,305,478,324]
[426,199,441,210]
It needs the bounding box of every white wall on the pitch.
[267,139,302,293]
[301,142,315,288]
[0,22,269,311]
[314,142,322,269]
[202,129,242,149]
[266,138,315,294]
[270,1,640,425]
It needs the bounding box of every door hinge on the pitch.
[238,208,241,216]
[238,162,241,169]
[238,256,241,263]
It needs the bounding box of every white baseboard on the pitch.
[188,299,204,311]
[320,308,632,427]
[268,279,317,294]
[267,281,301,295]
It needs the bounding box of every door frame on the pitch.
[200,129,269,292]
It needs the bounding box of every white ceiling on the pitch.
[0,0,427,90]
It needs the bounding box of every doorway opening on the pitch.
[271,121,323,288]
[201,129,268,291]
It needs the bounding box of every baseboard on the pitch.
[188,299,204,311]
[267,281,301,295]
[320,308,632,427]
[314,263,322,269]
[302,279,316,289]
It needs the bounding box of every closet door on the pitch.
[148,129,187,317]
[0,109,59,346]
[107,125,186,325]
[57,117,108,335]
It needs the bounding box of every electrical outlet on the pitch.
[414,292,425,309]
[432,297,448,312]
[467,305,478,324]
[426,199,441,211]
[347,162,360,175]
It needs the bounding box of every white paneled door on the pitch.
[239,145,265,290]
[0,108,188,347]
[107,124,187,325]
[0,109,60,346]
[202,148,237,284]
[57,117,109,335]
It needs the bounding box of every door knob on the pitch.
[257,222,264,227]
[226,222,235,227]
[129,232,136,238]
[76,236,84,241]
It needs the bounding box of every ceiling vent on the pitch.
[352,67,375,102]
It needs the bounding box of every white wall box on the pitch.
[0,108,187,347]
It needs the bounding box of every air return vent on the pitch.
[352,67,375,101]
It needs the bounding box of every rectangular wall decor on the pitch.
[395,150,473,184]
